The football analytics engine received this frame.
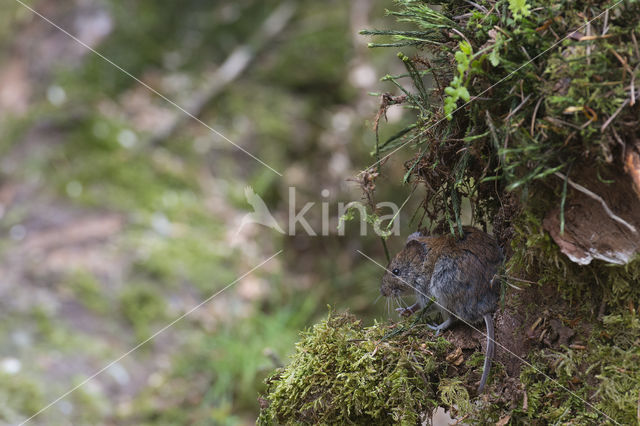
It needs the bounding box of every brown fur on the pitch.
[380,226,503,392]
[381,227,501,319]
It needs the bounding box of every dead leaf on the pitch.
[446,347,463,365]
[447,348,462,362]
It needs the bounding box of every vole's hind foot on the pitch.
[428,317,453,336]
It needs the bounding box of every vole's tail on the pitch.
[478,313,495,393]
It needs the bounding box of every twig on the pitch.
[545,116,582,130]
[504,93,531,121]
[601,98,630,131]
[463,0,488,13]
[631,30,640,60]
[586,20,591,66]
[453,13,473,21]
[609,47,632,84]
[483,2,498,21]
[554,172,637,234]
[631,64,639,106]
[611,127,626,162]
[601,9,609,36]
[530,96,543,136]
[148,1,297,145]
[499,275,537,285]
[450,27,472,47]
[486,110,501,162]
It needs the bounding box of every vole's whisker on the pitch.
[393,296,401,310]
[398,296,409,309]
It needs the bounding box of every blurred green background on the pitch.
[0,0,424,424]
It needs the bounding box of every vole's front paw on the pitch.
[395,307,414,317]
[396,302,421,317]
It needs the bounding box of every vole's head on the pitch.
[381,234,431,297]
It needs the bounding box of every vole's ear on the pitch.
[406,231,423,243]
[405,238,428,254]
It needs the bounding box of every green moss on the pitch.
[438,378,472,415]
[31,307,74,347]
[51,117,196,213]
[128,298,315,425]
[118,284,167,340]
[67,270,109,315]
[492,207,640,424]
[304,1,640,423]
[258,311,484,424]
[512,312,640,424]
[0,372,44,422]
[130,230,236,292]
[259,287,639,424]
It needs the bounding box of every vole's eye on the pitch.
[392,268,400,276]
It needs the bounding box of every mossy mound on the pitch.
[258,310,640,424]
[516,312,640,424]
[258,312,479,424]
